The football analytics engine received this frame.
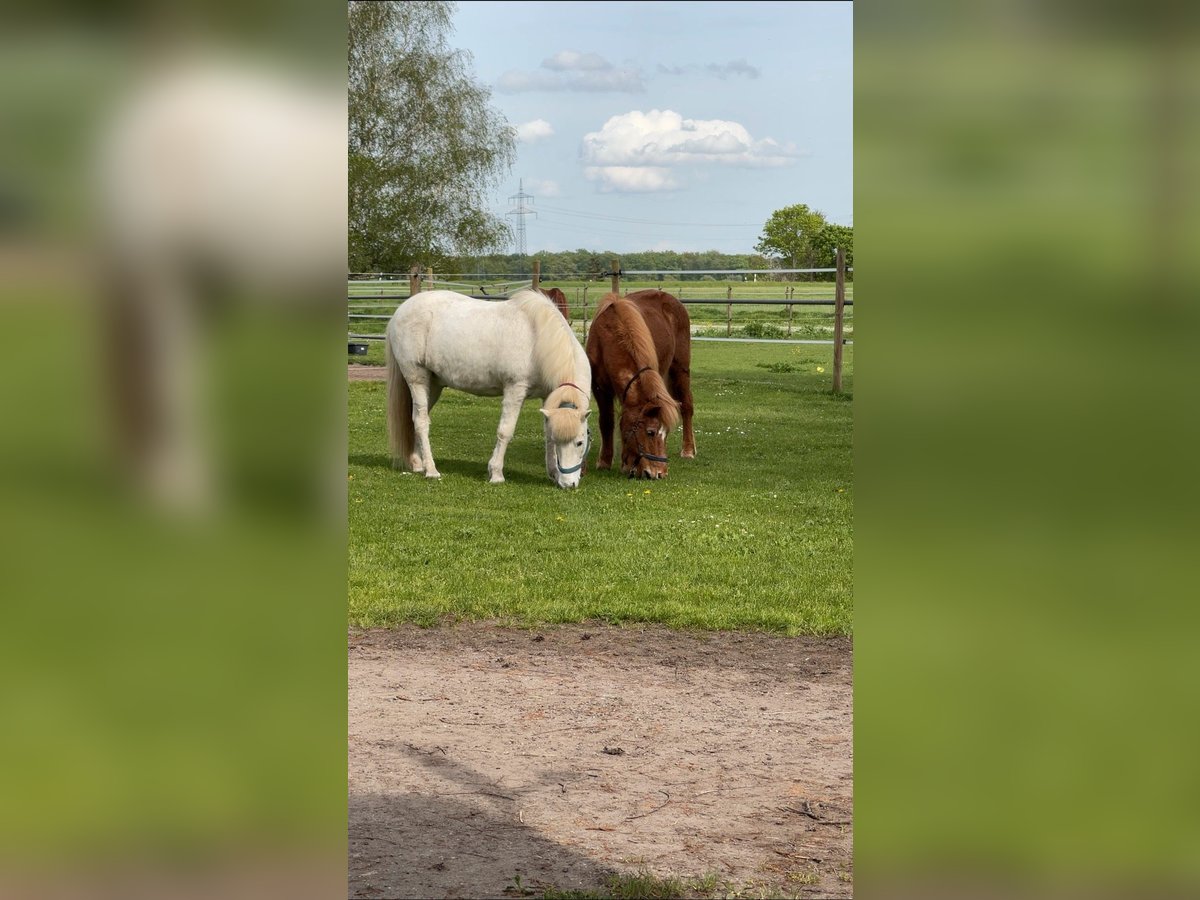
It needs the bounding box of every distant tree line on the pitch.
[423,244,851,282]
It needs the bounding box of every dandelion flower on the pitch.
[817,366,825,373]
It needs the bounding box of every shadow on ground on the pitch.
[350,743,616,899]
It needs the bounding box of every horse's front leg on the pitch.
[488,383,527,484]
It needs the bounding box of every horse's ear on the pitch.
[644,405,661,421]
[539,407,552,420]
[582,409,591,421]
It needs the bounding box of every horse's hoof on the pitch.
[681,449,696,459]
[424,470,441,479]
[597,460,611,470]
[489,476,505,484]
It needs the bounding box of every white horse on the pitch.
[385,290,592,488]
[95,58,346,515]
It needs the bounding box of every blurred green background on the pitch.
[857,1,1200,896]
[0,4,346,897]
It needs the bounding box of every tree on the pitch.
[348,1,516,272]
[810,223,854,275]
[754,204,829,277]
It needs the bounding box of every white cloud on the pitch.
[579,110,801,193]
[497,70,561,92]
[582,109,799,168]
[705,59,761,79]
[570,68,644,92]
[583,166,680,193]
[524,178,560,197]
[516,119,555,143]
[497,50,643,94]
[542,50,611,72]
[656,59,761,80]
[498,67,643,94]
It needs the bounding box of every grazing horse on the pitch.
[539,286,570,320]
[96,59,346,515]
[385,290,592,488]
[586,290,696,479]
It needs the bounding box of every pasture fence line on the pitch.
[349,257,853,386]
[833,248,847,394]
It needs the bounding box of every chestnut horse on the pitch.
[586,290,696,479]
[539,287,569,320]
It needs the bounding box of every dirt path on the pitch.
[349,623,853,899]
[349,364,385,381]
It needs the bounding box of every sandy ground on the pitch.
[349,623,853,899]
[348,363,386,381]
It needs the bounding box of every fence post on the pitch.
[582,285,589,339]
[609,258,621,296]
[424,267,434,292]
[532,259,541,292]
[787,303,794,338]
[408,265,420,297]
[726,285,733,337]
[832,247,846,394]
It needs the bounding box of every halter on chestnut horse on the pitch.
[621,366,670,469]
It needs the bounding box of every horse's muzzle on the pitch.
[631,467,666,480]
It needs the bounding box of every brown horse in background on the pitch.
[539,287,569,320]
[586,289,696,479]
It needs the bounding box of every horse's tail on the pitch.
[385,336,415,468]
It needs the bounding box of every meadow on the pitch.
[348,340,853,636]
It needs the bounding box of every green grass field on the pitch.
[348,341,853,636]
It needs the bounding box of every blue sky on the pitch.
[452,1,853,255]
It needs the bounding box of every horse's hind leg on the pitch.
[406,381,443,472]
[408,378,440,479]
[671,366,697,458]
[108,264,214,512]
[488,383,527,484]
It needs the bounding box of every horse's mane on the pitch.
[595,291,620,318]
[601,296,659,371]
[599,295,680,432]
[508,289,586,398]
[539,287,569,319]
